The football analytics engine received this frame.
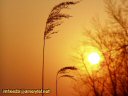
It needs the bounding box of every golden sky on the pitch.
[0,0,106,96]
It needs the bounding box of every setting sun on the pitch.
[88,52,101,65]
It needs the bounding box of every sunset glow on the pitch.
[1,0,107,96]
[88,52,101,65]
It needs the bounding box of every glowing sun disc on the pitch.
[88,52,101,65]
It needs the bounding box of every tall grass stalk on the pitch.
[42,1,80,96]
[56,66,78,96]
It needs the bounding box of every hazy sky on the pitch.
[0,0,106,96]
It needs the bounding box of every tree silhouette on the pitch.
[73,0,128,96]
[42,1,80,96]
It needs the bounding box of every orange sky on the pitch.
[0,0,106,96]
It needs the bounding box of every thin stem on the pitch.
[56,74,58,96]
[42,37,46,96]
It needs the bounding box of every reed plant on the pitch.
[42,1,80,96]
